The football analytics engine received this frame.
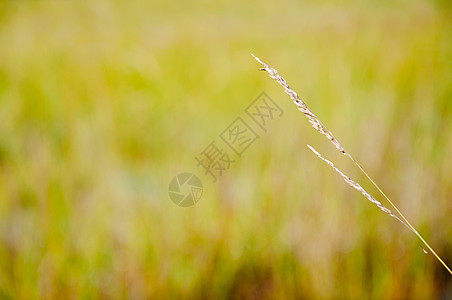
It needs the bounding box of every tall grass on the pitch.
[252,54,452,276]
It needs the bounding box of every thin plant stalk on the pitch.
[307,145,413,233]
[252,53,452,276]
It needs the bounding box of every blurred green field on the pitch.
[1,0,452,298]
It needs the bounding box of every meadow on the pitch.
[0,0,451,298]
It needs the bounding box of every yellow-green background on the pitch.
[0,0,451,298]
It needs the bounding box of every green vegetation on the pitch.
[0,0,451,298]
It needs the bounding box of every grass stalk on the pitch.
[252,53,452,276]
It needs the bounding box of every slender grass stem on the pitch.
[352,159,452,275]
[252,53,452,276]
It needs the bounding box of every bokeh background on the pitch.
[1,0,451,298]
